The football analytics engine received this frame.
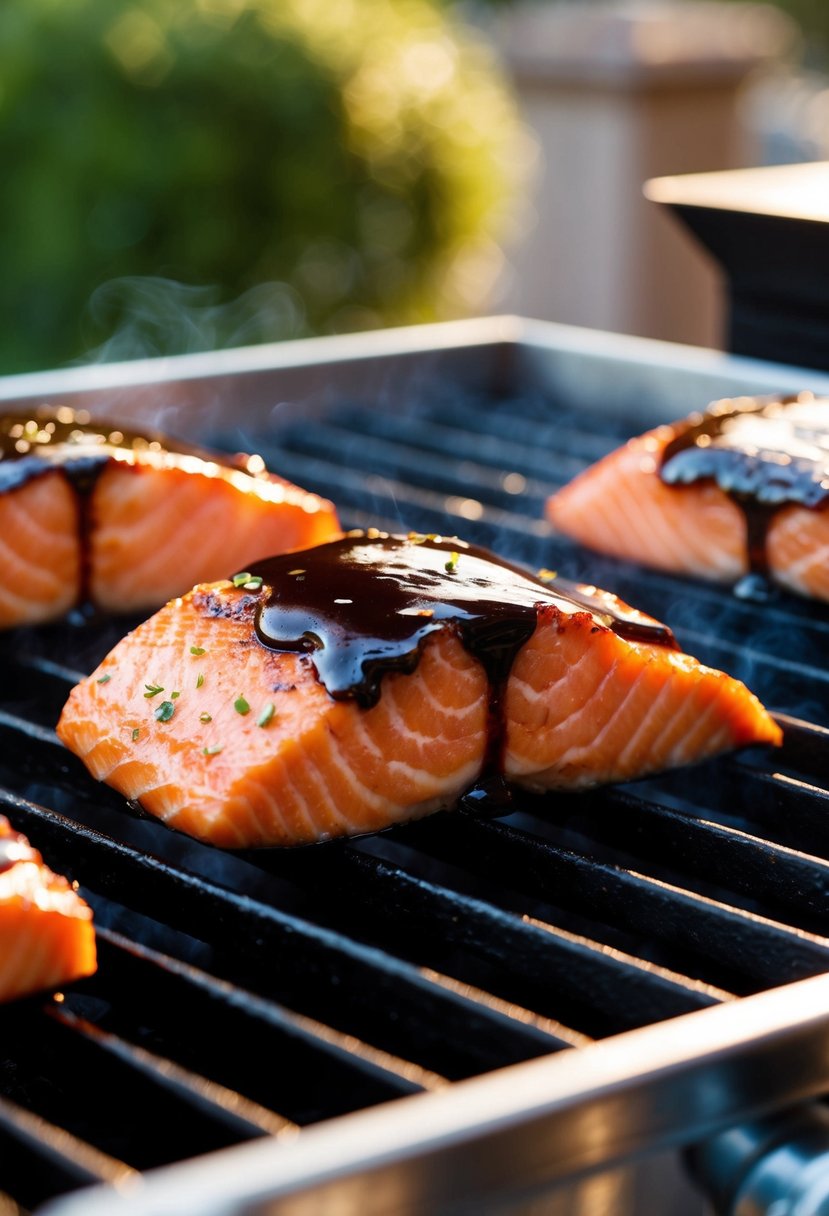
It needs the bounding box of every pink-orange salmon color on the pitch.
[0,816,96,1003]
[57,575,781,849]
[0,409,341,629]
[547,405,829,602]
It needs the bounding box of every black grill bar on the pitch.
[85,928,444,1119]
[6,335,829,1214]
[1,1000,265,1170]
[44,1003,286,1140]
[274,416,582,501]
[0,1096,134,1211]
[653,760,829,860]
[1,794,570,1077]
[354,398,626,460]
[248,841,725,1038]
[395,814,829,995]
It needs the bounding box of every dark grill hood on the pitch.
[3,316,829,1216]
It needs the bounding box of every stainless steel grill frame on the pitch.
[3,315,829,1216]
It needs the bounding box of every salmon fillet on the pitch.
[0,407,340,628]
[547,392,829,601]
[0,816,96,1002]
[57,534,781,849]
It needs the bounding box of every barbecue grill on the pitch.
[4,315,829,1215]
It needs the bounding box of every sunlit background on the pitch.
[1,0,827,373]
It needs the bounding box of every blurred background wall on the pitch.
[1,0,827,373]
[490,1,797,349]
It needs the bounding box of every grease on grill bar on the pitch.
[4,378,829,1212]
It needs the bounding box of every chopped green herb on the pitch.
[144,683,164,698]
[190,645,206,656]
[444,551,459,573]
[257,702,276,728]
[199,711,212,723]
[155,700,175,723]
[171,690,181,699]
[537,568,557,583]
[131,727,140,742]
[203,744,223,757]
[232,572,252,587]
[234,696,250,715]
[196,672,205,689]
[96,673,112,684]
[288,568,306,577]
[242,576,263,591]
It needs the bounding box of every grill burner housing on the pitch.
[3,317,829,1215]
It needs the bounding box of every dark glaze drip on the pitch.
[0,406,266,608]
[249,532,676,775]
[660,392,829,575]
[0,407,250,493]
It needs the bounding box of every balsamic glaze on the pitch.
[249,532,676,773]
[0,406,267,608]
[660,392,829,574]
[0,406,253,495]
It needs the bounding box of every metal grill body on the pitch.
[2,317,829,1215]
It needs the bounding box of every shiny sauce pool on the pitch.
[660,392,829,574]
[0,407,248,495]
[249,532,676,774]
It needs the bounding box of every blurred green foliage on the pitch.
[0,0,528,372]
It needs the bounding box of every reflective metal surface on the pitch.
[4,316,829,1216]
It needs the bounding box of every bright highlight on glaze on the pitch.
[548,392,829,603]
[0,405,341,627]
[57,532,780,850]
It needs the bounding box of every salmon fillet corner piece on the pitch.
[546,426,748,581]
[90,461,342,614]
[503,602,781,791]
[0,406,342,627]
[0,816,96,1003]
[546,413,829,603]
[56,581,781,849]
[0,471,82,630]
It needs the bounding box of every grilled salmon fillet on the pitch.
[0,407,340,628]
[57,534,781,849]
[547,392,829,601]
[0,816,96,1002]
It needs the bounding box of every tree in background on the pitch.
[0,0,530,372]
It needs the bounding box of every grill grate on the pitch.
[5,328,829,1213]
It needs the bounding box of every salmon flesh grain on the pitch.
[547,392,829,602]
[0,407,340,628]
[0,816,96,1002]
[57,533,782,849]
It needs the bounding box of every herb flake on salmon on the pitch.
[56,533,781,849]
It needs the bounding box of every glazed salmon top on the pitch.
[661,392,829,507]
[0,406,313,506]
[660,391,829,572]
[245,531,677,709]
